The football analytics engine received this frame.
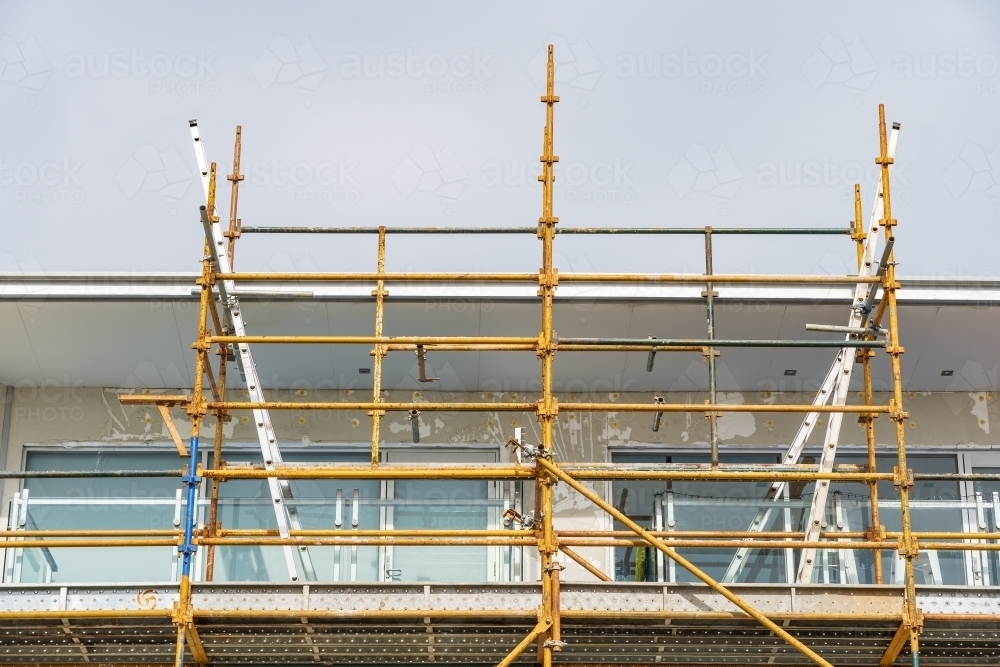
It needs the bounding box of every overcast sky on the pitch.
[1,1,999,278]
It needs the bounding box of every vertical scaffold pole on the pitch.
[855,183,883,585]
[175,163,216,667]
[206,127,241,581]
[704,227,719,469]
[205,345,225,582]
[370,228,387,467]
[225,126,243,268]
[537,43,561,663]
[877,105,919,665]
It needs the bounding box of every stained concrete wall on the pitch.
[2,386,998,581]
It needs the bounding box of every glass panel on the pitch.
[609,453,790,583]
[609,454,666,582]
[971,467,1000,586]
[831,455,963,585]
[610,451,964,585]
[386,450,496,583]
[670,454,788,584]
[391,478,489,582]
[19,451,180,583]
[213,451,380,582]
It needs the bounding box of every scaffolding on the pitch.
[7,44,1000,666]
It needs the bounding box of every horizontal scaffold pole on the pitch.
[208,335,536,346]
[205,335,886,349]
[216,271,879,284]
[198,465,894,482]
[119,396,894,415]
[240,226,850,235]
[0,470,182,478]
[559,338,886,348]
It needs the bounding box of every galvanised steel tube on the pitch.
[240,226,850,235]
[557,344,704,352]
[704,226,719,468]
[562,403,890,414]
[559,338,886,348]
[383,344,540,351]
[217,271,878,284]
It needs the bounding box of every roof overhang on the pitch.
[1,274,998,392]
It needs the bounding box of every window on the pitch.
[7,446,514,585]
[609,450,963,586]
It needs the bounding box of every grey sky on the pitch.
[1,1,998,277]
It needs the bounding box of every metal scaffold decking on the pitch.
[4,44,1000,667]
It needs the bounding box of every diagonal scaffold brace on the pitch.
[187,120,309,582]
[722,121,900,585]
[535,457,835,667]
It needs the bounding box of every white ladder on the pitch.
[723,123,900,585]
[188,120,311,582]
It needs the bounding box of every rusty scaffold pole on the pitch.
[172,164,217,667]
[88,63,934,667]
[536,43,562,664]
[205,126,242,582]
[873,105,920,667]
[369,227,388,466]
[852,182,885,586]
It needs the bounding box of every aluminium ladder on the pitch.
[722,123,900,585]
[188,120,315,582]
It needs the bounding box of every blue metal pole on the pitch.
[179,435,201,577]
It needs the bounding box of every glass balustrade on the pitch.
[7,448,1000,586]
